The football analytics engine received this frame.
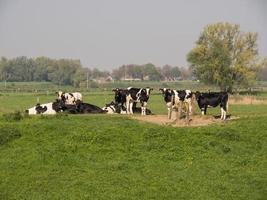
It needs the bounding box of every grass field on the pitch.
[0,84,267,199]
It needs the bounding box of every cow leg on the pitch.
[204,106,207,115]
[167,107,172,119]
[185,103,190,125]
[222,103,227,120]
[220,107,224,120]
[176,102,182,121]
[201,107,205,115]
[188,100,192,115]
[126,100,130,114]
[142,102,147,115]
[129,102,134,114]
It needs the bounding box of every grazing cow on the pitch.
[26,102,58,115]
[103,101,152,115]
[195,91,228,120]
[57,91,83,105]
[159,88,193,120]
[126,87,153,115]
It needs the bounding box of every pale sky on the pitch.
[0,0,266,70]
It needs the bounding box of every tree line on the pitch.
[0,56,191,87]
[1,22,266,90]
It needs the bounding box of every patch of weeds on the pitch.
[0,126,21,145]
[222,145,231,153]
[2,111,24,121]
[206,140,231,154]
[216,130,240,141]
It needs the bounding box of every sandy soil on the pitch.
[132,114,239,127]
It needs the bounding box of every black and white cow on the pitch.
[126,87,153,115]
[26,99,106,115]
[26,102,59,115]
[102,101,127,114]
[159,88,193,120]
[55,99,106,114]
[194,91,228,120]
[76,101,107,114]
[57,91,83,105]
[102,101,152,115]
[112,88,128,108]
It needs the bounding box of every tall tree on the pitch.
[187,22,263,91]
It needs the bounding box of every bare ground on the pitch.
[132,114,239,127]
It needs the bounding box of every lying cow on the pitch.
[57,91,83,105]
[103,101,152,115]
[26,100,106,115]
[126,87,153,115]
[26,102,58,115]
[195,91,228,120]
[76,101,107,114]
[159,88,193,120]
[102,101,127,114]
[54,99,106,114]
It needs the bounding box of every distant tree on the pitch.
[187,22,263,91]
[73,68,89,87]
[180,67,193,80]
[142,63,161,81]
[256,58,267,81]
[170,66,181,79]
[161,65,172,80]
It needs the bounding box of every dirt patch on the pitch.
[132,114,239,127]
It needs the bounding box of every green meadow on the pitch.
[0,83,267,199]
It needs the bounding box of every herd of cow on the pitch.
[26,87,229,121]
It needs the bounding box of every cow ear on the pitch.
[150,88,153,91]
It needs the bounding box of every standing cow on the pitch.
[195,91,228,120]
[126,87,153,115]
[159,88,193,121]
[57,91,82,105]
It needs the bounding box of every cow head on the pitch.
[159,88,172,103]
[112,88,121,102]
[52,99,65,112]
[56,91,66,101]
[139,87,152,102]
[194,91,202,101]
[112,88,127,104]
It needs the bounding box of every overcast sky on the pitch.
[0,0,266,70]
